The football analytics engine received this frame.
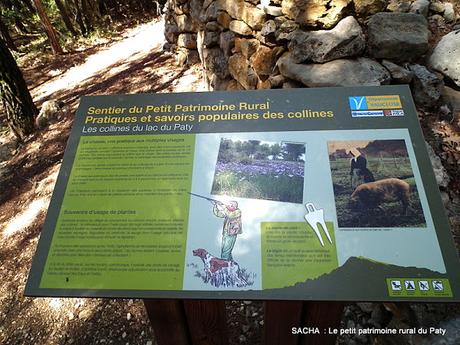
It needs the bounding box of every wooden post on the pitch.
[183,300,229,345]
[143,300,190,345]
[264,301,304,345]
[299,302,344,345]
[145,300,343,345]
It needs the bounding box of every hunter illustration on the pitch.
[189,192,253,288]
[213,199,242,261]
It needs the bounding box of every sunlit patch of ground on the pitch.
[33,19,164,101]
[29,17,206,108]
[3,197,47,237]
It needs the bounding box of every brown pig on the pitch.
[350,178,411,214]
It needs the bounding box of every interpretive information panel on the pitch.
[26,86,460,301]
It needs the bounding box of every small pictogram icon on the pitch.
[432,280,444,291]
[419,280,429,291]
[391,280,402,291]
[405,280,415,291]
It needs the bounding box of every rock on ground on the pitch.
[288,16,365,63]
[409,64,444,108]
[429,30,460,87]
[353,0,388,17]
[277,53,391,87]
[217,11,232,28]
[219,30,235,57]
[263,5,283,17]
[430,1,445,14]
[36,100,63,128]
[381,60,413,83]
[229,20,253,36]
[443,3,456,22]
[282,0,351,28]
[443,86,460,114]
[275,19,299,41]
[426,142,450,188]
[387,0,412,12]
[228,53,258,89]
[235,37,260,58]
[177,33,197,49]
[217,0,266,30]
[409,0,430,17]
[202,47,230,79]
[250,45,284,77]
[367,12,429,61]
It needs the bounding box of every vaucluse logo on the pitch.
[349,96,367,110]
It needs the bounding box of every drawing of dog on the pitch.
[350,178,411,214]
[192,248,247,288]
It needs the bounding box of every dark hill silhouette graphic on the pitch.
[263,257,450,302]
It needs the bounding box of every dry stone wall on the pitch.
[164,0,459,109]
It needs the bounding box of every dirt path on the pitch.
[23,17,206,110]
[0,18,209,345]
[33,20,163,101]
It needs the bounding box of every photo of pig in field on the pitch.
[328,140,426,228]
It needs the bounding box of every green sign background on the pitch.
[40,135,195,290]
[25,86,460,301]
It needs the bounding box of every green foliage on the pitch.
[212,172,304,204]
[217,138,305,162]
[270,143,281,160]
[281,143,305,162]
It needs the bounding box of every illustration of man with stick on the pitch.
[213,200,242,261]
[189,193,242,261]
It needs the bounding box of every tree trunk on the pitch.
[80,0,100,32]
[55,0,78,36]
[104,0,120,18]
[32,0,63,54]
[86,0,101,19]
[97,0,107,15]
[0,38,37,140]
[69,0,87,35]
[0,16,17,51]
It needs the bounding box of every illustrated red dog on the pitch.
[193,248,246,287]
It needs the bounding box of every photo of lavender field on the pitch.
[211,138,306,203]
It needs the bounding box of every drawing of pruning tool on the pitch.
[304,203,332,246]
